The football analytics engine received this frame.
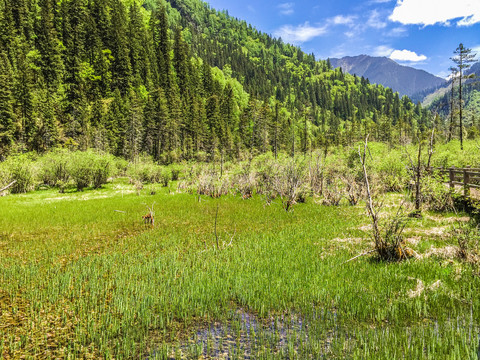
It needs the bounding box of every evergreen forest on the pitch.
[0,0,435,162]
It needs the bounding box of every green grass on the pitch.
[1,179,479,359]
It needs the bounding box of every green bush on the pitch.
[0,154,37,193]
[160,168,171,187]
[421,174,457,212]
[375,151,408,192]
[127,162,163,183]
[37,149,70,186]
[66,151,113,191]
[113,157,129,177]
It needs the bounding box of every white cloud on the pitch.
[389,49,427,62]
[367,10,387,29]
[389,0,480,27]
[274,22,327,43]
[373,45,394,56]
[328,44,349,59]
[330,15,357,26]
[278,3,295,16]
[247,5,255,13]
[436,70,450,79]
[386,26,408,37]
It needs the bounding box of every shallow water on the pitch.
[150,308,315,359]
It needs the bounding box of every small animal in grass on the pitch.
[142,212,154,227]
[142,202,156,228]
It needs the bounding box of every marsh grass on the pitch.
[1,181,480,358]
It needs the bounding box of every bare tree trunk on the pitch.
[358,135,381,248]
[220,149,224,178]
[460,67,463,150]
[214,204,219,250]
[427,128,435,170]
[415,140,422,212]
[448,78,455,142]
[0,180,16,193]
[274,102,278,160]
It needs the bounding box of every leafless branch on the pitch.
[0,180,16,193]
[214,203,219,250]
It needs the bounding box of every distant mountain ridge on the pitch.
[329,55,446,97]
[424,60,480,114]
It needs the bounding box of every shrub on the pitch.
[127,162,163,183]
[233,164,256,199]
[0,154,37,193]
[452,222,480,265]
[160,169,171,187]
[375,152,408,192]
[91,154,113,188]
[272,160,307,211]
[67,151,113,191]
[197,170,230,198]
[113,157,129,177]
[37,149,70,186]
[171,167,181,181]
[421,174,457,212]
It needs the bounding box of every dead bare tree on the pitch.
[209,204,236,252]
[342,173,365,206]
[214,204,219,250]
[405,129,436,217]
[359,135,382,250]
[274,160,305,212]
[414,140,422,214]
[427,128,435,170]
[356,135,414,261]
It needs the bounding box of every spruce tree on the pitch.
[128,2,152,88]
[151,5,170,89]
[451,43,477,150]
[13,45,34,148]
[0,52,16,156]
[35,88,59,151]
[109,0,131,94]
[36,0,63,89]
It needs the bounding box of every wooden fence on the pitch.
[431,167,480,197]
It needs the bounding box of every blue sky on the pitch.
[205,0,480,79]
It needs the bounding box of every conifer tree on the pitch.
[0,0,16,58]
[110,0,131,94]
[451,43,477,150]
[173,26,190,97]
[13,45,34,148]
[35,88,59,151]
[126,91,143,160]
[128,2,152,88]
[151,5,171,89]
[0,52,15,156]
[36,0,63,88]
[105,88,125,155]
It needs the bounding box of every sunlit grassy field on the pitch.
[1,179,479,359]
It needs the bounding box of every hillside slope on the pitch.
[425,61,480,116]
[330,55,445,97]
[0,0,430,161]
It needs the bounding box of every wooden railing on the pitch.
[431,167,480,197]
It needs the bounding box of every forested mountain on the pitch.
[330,55,446,98]
[0,0,434,162]
[426,61,480,126]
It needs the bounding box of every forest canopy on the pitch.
[0,0,434,162]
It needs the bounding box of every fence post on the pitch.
[464,166,471,198]
[449,167,455,190]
